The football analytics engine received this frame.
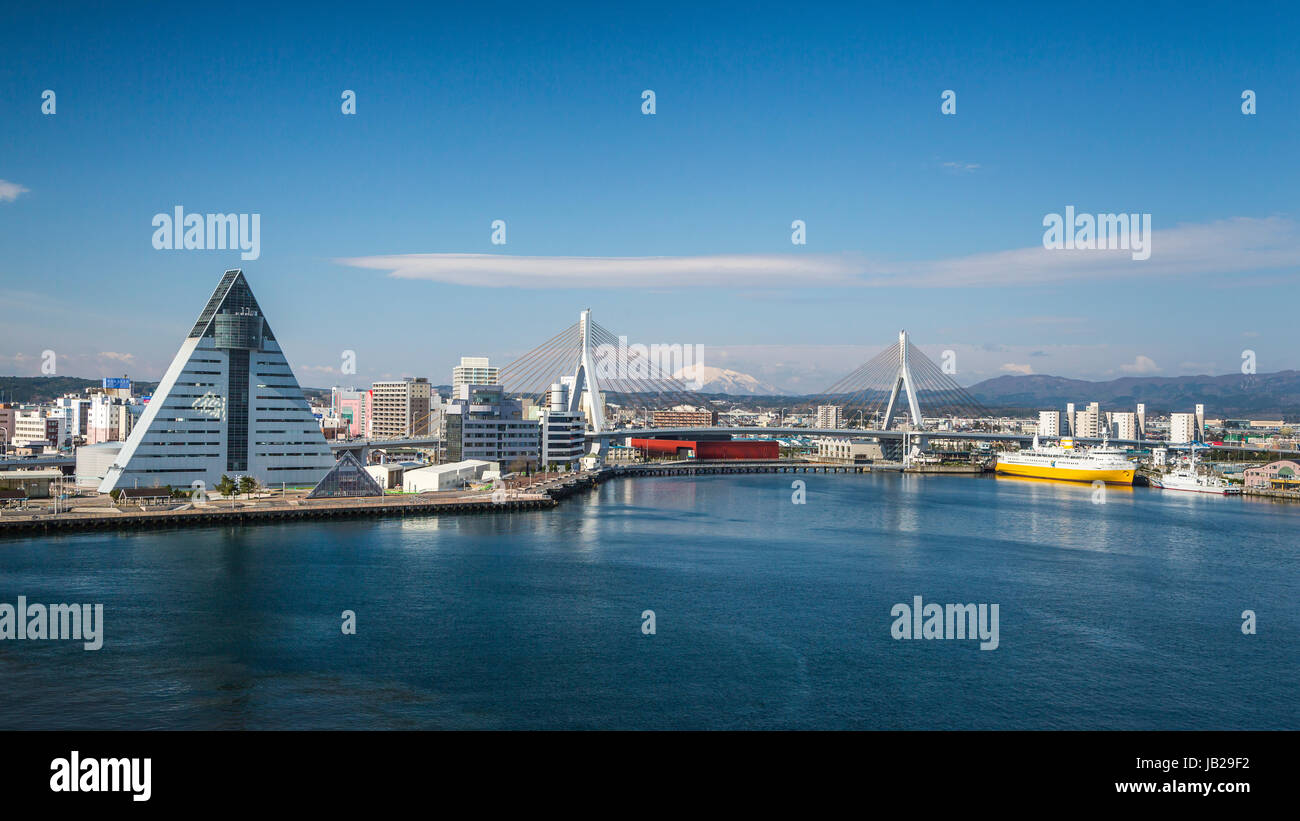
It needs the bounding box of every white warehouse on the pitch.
[401,460,497,493]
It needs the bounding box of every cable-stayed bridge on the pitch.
[328,315,1227,462]
[333,318,998,462]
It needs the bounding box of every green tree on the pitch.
[216,474,237,497]
[238,476,259,497]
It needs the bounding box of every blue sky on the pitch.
[1,1,1297,392]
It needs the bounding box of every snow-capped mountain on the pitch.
[673,364,787,395]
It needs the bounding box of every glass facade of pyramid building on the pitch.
[305,450,385,499]
[98,269,334,493]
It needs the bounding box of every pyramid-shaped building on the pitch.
[99,269,334,493]
[306,450,385,499]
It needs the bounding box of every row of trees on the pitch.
[106,475,261,502]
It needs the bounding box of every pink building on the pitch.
[1244,460,1300,489]
[331,387,371,438]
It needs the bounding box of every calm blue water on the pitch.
[0,473,1295,730]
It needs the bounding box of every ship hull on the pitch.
[1156,480,1239,495]
[995,461,1135,485]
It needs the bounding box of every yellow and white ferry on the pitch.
[995,436,1135,485]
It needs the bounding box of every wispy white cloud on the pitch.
[0,180,30,203]
[1000,362,1034,375]
[337,252,861,290]
[941,161,981,173]
[338,217,1298,290]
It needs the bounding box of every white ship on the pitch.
[1151,449,1241,495]
[995,435,1136,484]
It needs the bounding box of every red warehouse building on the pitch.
[628,438,779,460]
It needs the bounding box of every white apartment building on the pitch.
[816,405,844,429]
[1037,410,1060,437]
[1112,412,1137,441]
[14,409,66,448]
[56,396,91,440]
[1169,412,1197,444]
[1074,402,1101,438]
[452,356,500,389]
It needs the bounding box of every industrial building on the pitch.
[0,469,65,499]
[628,438,778,460]
[401,459,496,492]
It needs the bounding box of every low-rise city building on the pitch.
[1244,460,1300,490]
[814,436,884,463]
[649,408,718,428]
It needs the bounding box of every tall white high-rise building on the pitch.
[1074,402,1101,438]
[1169,412,1197,444]
[452,356,499,388]
[99,269,333,492]
[1112,412,1137,440]
[1136,403,1146,438]
[1037,410,1060,437]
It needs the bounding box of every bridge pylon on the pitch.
[568,309,606,463]
[881,330,922,430]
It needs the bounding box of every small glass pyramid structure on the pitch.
[306,451,386,499]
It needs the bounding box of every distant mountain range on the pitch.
[967,371,1300,417]
[6,370,1299,417]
